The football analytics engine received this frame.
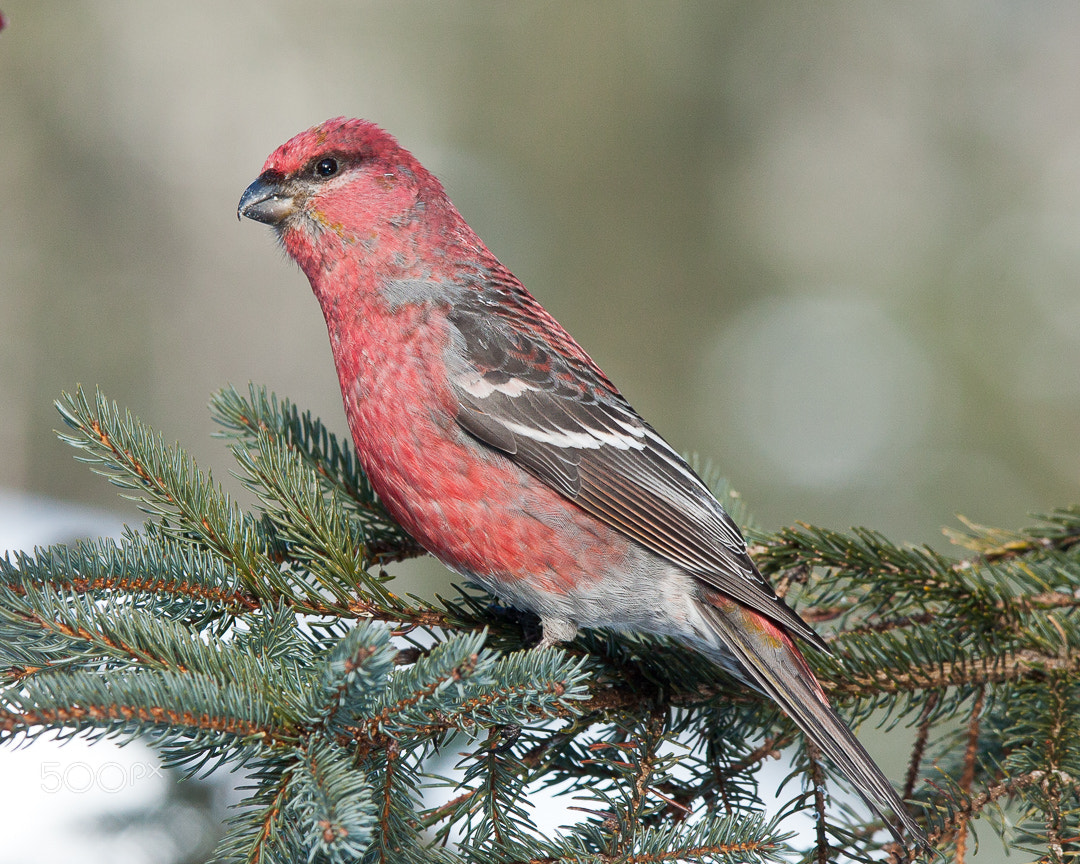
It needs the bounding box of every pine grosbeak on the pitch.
[239,117,927,850]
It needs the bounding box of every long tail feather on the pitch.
[697,594,929,854]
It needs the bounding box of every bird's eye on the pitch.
[314,158,339,179]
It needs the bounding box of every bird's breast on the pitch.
[321,299,635,594]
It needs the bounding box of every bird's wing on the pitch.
[445,284,825,649]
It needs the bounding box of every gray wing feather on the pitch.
[447,293,825,650]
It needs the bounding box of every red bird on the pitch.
[239,117,927,851]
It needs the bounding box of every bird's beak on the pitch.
[238,172,296,225]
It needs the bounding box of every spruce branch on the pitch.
[55,387,280,598]
[291,739,377,864]
[5,385,1080,860]
[211,384,424,565]
[229,429,398,610]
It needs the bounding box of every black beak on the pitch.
[238,172,295,225]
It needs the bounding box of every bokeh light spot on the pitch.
[698,293,934,488]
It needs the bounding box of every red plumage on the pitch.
[239,117,929,854]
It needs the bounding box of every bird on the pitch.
[238,117,928,852]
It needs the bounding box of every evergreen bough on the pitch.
[2,384,1079,862]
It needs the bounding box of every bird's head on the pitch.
[238,118,454,281]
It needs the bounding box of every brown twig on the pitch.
[905,692,938,801]
[952,686,985,863]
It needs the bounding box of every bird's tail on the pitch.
[696,592,929,855]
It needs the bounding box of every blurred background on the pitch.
[2,2,1079,862]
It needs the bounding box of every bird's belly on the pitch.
[330,306,701,637]
[354,408,704,639]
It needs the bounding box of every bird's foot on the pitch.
[537,617,578,649]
